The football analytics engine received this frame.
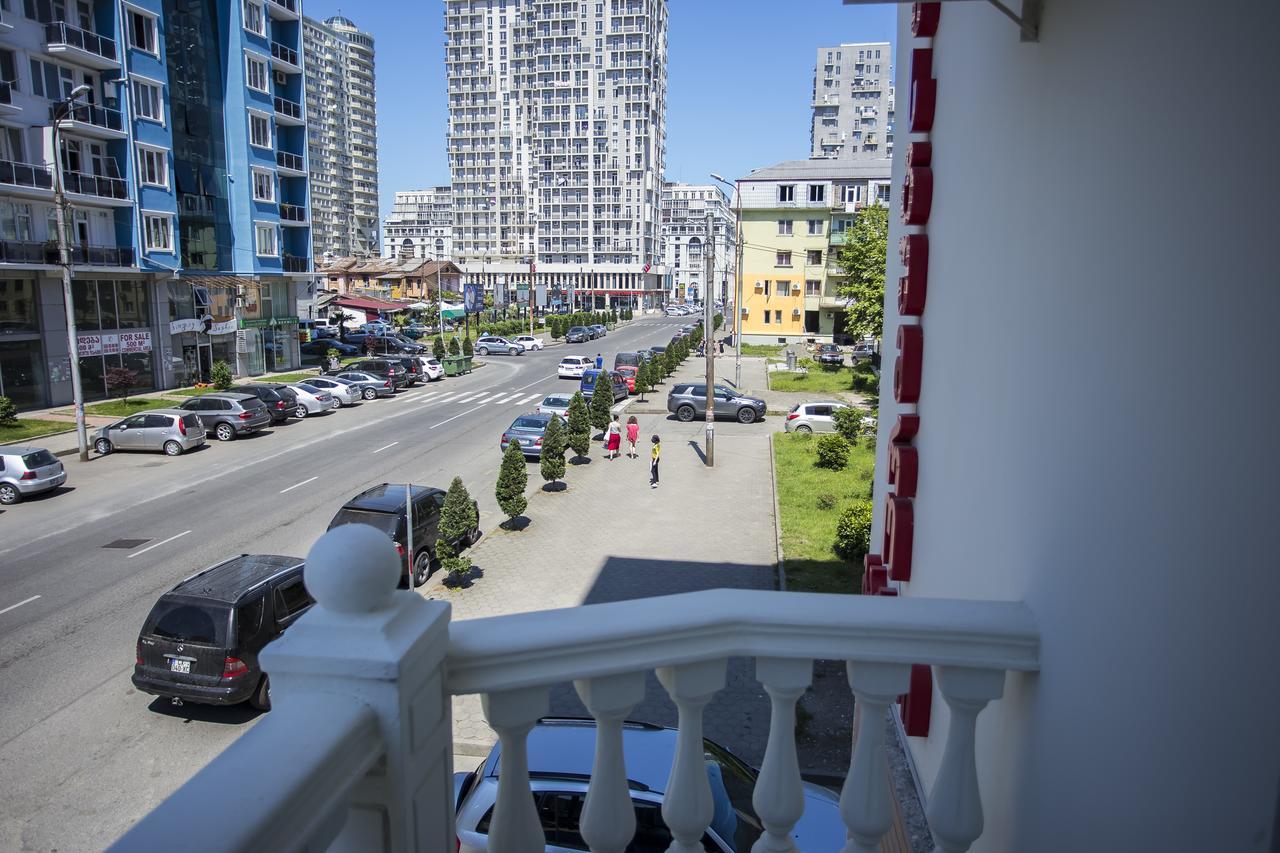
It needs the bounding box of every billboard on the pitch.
[463,283,482,313]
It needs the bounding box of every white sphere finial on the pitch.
[304,525,401,614]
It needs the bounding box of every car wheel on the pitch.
[412,550,431,587]
[794,424,813,433]
[676,405,695,422]
[94,438,113,455]
[737,407,758,424]
[363,387,378,400]
[0,483,20,505]
[294,404,308,419]
[215,422,236,442]
[163,440,184,456]
[249,675,271,711]
[477,347,489,355]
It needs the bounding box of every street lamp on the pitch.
[53,83,93,462]
[710,173,743,389]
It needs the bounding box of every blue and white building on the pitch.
[0,0,312,409]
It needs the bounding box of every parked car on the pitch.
[499,412,557,459]
[233,384,296,424]
[783,400,850,433]
[513,335,544,351]
[94,409,206,456]
[327,483,479,587]
[131,554,310,711]
[557,356,593,378]
[565,326,591,344]
[346,358,410,389]
[417,357,445,381]
[296,377,361,407]
[667,383,766,424]
[360,321,394,335]
[580,369,629,402]
[535,393,573,419]
[648,345,667,357]
[345,333,425,356]
[614,364,638,392]
[299,339,359,362]
[334,370,396,400]
[179,393,272,441]
[849,341,877,363]
[0,446,66,505]
[474,336,523,356]
[454,718,845,853]
[613,351,641,370]
[285,384,339,418]
[391,355,424,386]
[589,324,607,338]
[816,350,844,367]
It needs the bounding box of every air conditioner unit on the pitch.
[275,70,288,86]
[792,308,802,316]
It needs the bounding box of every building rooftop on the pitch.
[743,159,893,181]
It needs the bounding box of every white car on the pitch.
[286,383,339,418]
[557,356,592,378]
[514,335,544,351]
[298,376,361,407]
[536,393,573,418]
[414,356,445,381]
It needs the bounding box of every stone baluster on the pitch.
[656,659,728,853]
[750,657,813,853]
[840,661,912,853]
[574,671,647,853]
[482,685,550,853]
[927,666,1007,853]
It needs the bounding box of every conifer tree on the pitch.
[436,476,475,578]
[495,441,528,526]
[540,415,567,485]
[589,372,613,435]
[567,391,591,459]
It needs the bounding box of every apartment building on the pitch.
[382,186,453,261]
[304,14,379,260]
[660,181,735,304]
[0,0,312,409]
[811,41,894,160]
[737,158,890,344]
[444,0,669,310]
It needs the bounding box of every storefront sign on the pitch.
[119,331,152,353]
[208,318,237,336]
[79,331,153,356]
[77,334,102,356]
[170,316,237,335]
[240,316,299,329]
[170,318,204,334]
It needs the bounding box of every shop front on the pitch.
[0,275,48,410]
[71,278,160,401]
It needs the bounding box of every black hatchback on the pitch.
[232,384,297,423]
[132,555,311,710]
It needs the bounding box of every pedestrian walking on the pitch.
[606,415,622,460]
[650,434,661,488]
[718,338,725,355]
[626,415,639,458]
[595,352,604,371]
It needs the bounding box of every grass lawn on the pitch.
[740,343,785,357]
[0,418,72,444]
[79,398,185,417]
[772,432,875,594]
[768,365,879,396]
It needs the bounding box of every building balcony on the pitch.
[62,171,131,206]
[44,21,120,70]
[279,203,308,224]
[71,243,136,267]
[0,81,19,113]
[828,231,847,246]
[270,41,301,72]
[0,159,54,197]
[282,254,309,273]
[276,150,306,175]
[267,0,299,20]
[273,96,304,126]
[0,239,57,265]
[53,102,127,139]
[113,526,1040,853]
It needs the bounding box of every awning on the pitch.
[405,301,431,310]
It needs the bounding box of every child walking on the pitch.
[625,415,640,458]
[650,434,661,488]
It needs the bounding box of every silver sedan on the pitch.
[298,376,362,407]
[287,383,340,417]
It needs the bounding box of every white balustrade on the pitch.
[656,659,728,853]
[840,661,912,853]
[482,686,550,853]
[574,671,648,853]
[751,657,813,853]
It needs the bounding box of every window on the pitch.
[762,310,770,325]
[776,251,792,267]
[29,58,75,100]
[0,49,16,93]
[777,184,794,202]
[774,310,782,324]
[245,53,268,93]
[255,223,278,256]
[249,112,272,148]
[242,0,264,35]
[273,578,313,621]
[143,213,172,252]
[807,219,824,235]
[806,279,821,296]
[762,280,770,297]
[127,9,158,54]
[252,168,275,202]
[137,146,167,187]
[808,184,825,203]
[132,78,163,123]
[776,220,792,236]
[844,184,860,204]
[877,184,892,204]
[807,250,823,266]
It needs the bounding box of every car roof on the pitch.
[132,408,191,417]
[804,400,848,407]
[343,483,442,512]
[0,446,49,455]
[488,719,676,792]
[201,392,256,401]
[511,412,552,425]
[168,554,305,604]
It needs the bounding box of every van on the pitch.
[580,369,629,403]
[613,351,641,370]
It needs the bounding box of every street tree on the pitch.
[540,414,567,485]
[210,360,233,390]
[433,337,446,360]
[634,359,652,401]
[495,441,528,527]
[105,366,138,401]
[566,391,591,460]
[435,476,475,581]
[463,336,474,357]
[834,204,889,340]
[448,336,461,356]
[589,375,613,436]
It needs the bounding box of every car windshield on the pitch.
[542,396,570,407]
[512,417,547,430]
[21,450,58,468]
[142,599,230,646]
[328,508,400,536]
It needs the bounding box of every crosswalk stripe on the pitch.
[491,393,521,404]
[517,392,543,404]
[455,391,489,403]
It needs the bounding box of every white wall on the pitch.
[873,1,1280,850]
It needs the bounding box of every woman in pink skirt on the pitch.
[625,415,640,458]
[605,414,622,460]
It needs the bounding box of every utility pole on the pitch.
[704,210,715,467]
[52,86,91,462]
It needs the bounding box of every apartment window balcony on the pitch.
[0,159,54,197]
[276,150,306,175]
[274,96,304,126]
[44,21,119,70]
[270,41,301,71]
[267,0,299,20]
[52,102,126,139]
[71,244,135,267]
[279,203,308,224]
[282,254,309,273]
[62,171,130,205]
[0,81,18,113]
[0,239,57,264]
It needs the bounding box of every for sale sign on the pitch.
[77,334,102,356]
[119,331,152,353]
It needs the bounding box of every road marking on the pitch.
[490,393,520,404]
[0,595,40,616]
[371,441,399,453]
[429,404,486,429]
[126,530,192,560]
[517,392,543,404]
[279,475,319,494]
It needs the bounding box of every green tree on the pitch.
[210,360,233,390]
[0,396,17,426]
[566,391,591,459]
[433,337,446,360]
[539,414,567,485]
[634,359,652,401]
[435,476,476,579]
[463,336,474,356]
[832,407,862,444]
[448,336,461,356]
[589,373,613,435]
[834,204,889,340]
[495,440,528,526]
[834,499,874,560]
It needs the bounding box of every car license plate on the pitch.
[169,658,191,674]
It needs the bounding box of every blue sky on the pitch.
[303,1,897,219]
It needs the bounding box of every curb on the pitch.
[768,433,787,591]
[453,736,496,757]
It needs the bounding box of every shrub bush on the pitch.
[816,493,837,510]
[850,364,878,394]
[540,415,567,484]
[463,336,474,357]
[448,337,461,356]
[815,434,850,470]
[834,500,874,561]
[433,337,446,360]
[495,440,528,524]
[210,360,233,390]
[832,407,862,444]
[0,395,17,426]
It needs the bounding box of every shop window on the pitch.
[96,281,117,329]
[72,279,99,330]
[115,280,150,329]
[0,278,39,333]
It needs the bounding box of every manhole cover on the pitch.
[103,539,150,549]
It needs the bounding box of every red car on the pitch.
[615,365,638,392]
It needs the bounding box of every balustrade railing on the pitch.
[45,20,118,62]
[112,526,1040,853]
[276,150,305,171]
[62,170,128,200]
[274,96,302,120]
[0,159,54,191]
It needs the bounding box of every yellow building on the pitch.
[736,159,890,344]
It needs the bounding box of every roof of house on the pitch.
[742,158,893,181]
[332,295,405,311]
[320,258,462,279]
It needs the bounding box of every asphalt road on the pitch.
[0,315,689,853]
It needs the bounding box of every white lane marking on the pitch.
[453,391,489,403]
[126,530,192,560]
[279,475,319,494]
[371,441,399,454]
[429,404,486,429]
[0,595,40,616]
[517,393,543,404]
[511,375,555,393]
[414,392,459,408]
[490,393,520,404]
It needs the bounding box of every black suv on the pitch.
[392,355,424,386]
[132,555,311,710]
[346,358,409,389]
[328,483,480,587]
[565,326,590,344]
[233,384,298,423]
